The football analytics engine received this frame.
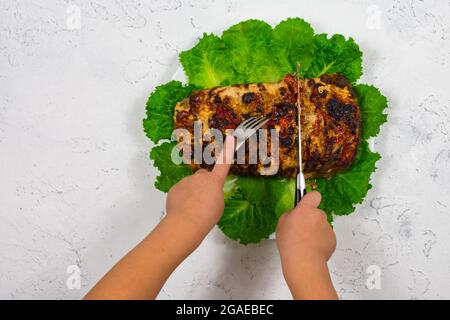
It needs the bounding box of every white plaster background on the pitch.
[0,0,449,300]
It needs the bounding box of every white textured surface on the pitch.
[1,0,449,300]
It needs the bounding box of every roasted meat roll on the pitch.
[173,74,360,179]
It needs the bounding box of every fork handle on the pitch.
[294,172,307,206]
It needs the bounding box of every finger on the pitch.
[194,168,208,175]
[277,212,289,227]
[212,135,235,183]
[298,191,322,209]
[275,213,288,236]
[317,209,328,221]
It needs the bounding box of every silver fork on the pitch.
[233,116,269,151]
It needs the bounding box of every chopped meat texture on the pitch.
[300,74,360,178]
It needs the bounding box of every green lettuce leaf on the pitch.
[354,84,388,139]
[143,81,194,144]
[149,142,192,192]
[218,177,295,244]
[179,33,238,88]
[305,34,362,83]
[313,140,381,216]
[221,20,283,83]
[272,17,315,76]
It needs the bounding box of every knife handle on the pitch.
[294,172,307,206]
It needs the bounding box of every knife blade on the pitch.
[294,63,307,206]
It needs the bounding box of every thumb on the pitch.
[298,191,321,209]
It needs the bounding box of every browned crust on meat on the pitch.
[173,74,360,179]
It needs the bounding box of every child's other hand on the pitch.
[165,135,235,238]
[276,191,336,265]
[276,191,337,299]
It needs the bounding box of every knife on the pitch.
[294,63,307,206]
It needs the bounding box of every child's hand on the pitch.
[276,191,338,299]
[84,136,235,300]
[165,135,235,238]
[276,191,336,263]
[166,169,226,237]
